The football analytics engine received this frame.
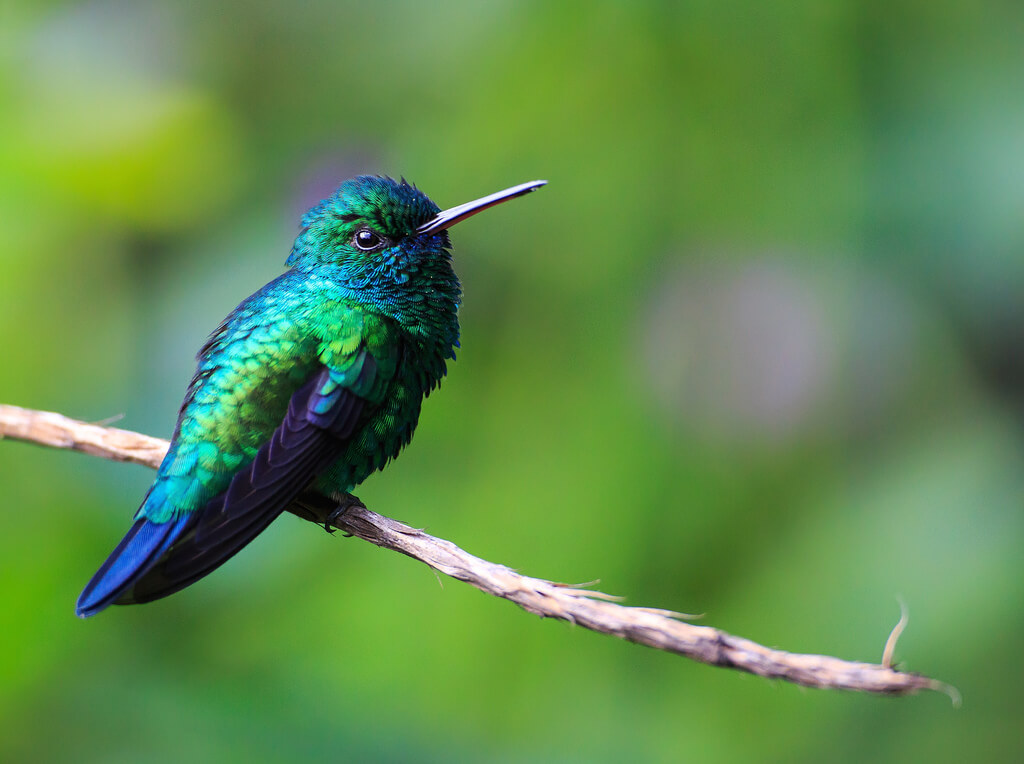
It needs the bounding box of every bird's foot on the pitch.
[325,492,365,537]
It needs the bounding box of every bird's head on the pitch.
[286,176,545,294]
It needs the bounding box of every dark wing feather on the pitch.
[123,366,365,604]
[77,365,367,614]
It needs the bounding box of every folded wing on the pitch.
[75,361,372,617]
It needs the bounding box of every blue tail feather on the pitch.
[76,515,194,618]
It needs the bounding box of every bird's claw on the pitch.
[325,494,362,537]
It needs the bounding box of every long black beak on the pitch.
[417,180,547,235]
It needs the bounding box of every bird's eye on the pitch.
[353,228,384,251]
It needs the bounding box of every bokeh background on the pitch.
[2,1,1022,762]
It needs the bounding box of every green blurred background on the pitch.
[2,1,1022,761]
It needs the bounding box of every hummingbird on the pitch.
[77,175,546,617]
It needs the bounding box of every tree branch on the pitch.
[0,403,951,699]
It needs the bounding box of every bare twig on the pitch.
[0,403,948,697]
[882,598,909,668]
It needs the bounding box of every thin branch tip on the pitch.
[934,680,963,708]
